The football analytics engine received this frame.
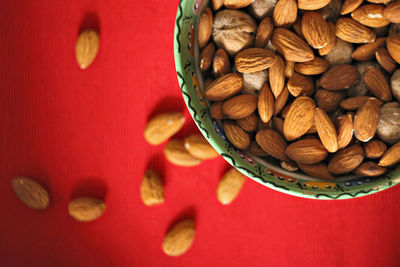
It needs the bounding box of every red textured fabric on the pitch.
[1,1,400,266]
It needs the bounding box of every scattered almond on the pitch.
[235,48,277,73]
[210,102,225,119]
[271,28,314,62]
[223,121,251,149]
[294,57,329,76]
[335,18,376,43]
[379,141,400,166]
[315,108,339,153]
[363,66,392,102]
[269,56,285,98]
[274,86,289,115]
[258,84,275,123]
[198,8,213,49]
[287,73,314,97]
[217,168,246,204]
[250,141,270,156]
[224,0,253,9]
[340,96,371,110]
[355,161,387,176]
[222,94,258,119]
[11,177,49,210]
[298,0,331,10]
[364,139,387,159]
[351,4,390,28]
[319,22,336,56]
[383,1,400,23]
[68,197,106,222]
[284,60,295,78]
[162,219,195,256]
[285,138,328,164]
[335,113,354,149]
[144,112,185,145]
[328,143,364,174]
[387,34,400,64]
[212,0,224,10]
[301,11,330,49]
[184,133,219,160]
[255,17,274,48]
[321,64,360,90]
[200,42,216,71]
[237,113,259,132]
[164,139,203,166]
[315,89,346,112]
[354,97,382,142]
[76,30,99,69]
[256,129,289,161]
[141,170,164,206]
[212,48,231,77]
[298,163,335,180]
[205,73,243,101]
[273,0,298,27]
[341,0,364,15]
[351,37,386,61]
[375,47,397,73]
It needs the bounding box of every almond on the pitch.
[205,73,243,101]
[68,197,106,222]
[340,96,372,110]
[11,177,49,210]
[328,143,364,174]
[341,0,364,15]
[354,97,382,142]
[273,0,298,27]
[351,4,390,28]
[321,64,360,90]
[250,141,269,156]
[301,11,330,49]
[366,0,392,3]
[363,66,392,102]
[258,84,275,123]
[141,170,164,206]
[379,141,400,166]
[293,16,304,38]
[319,22,336,56]
[336,18,376,43]
[364,139,387,159]
[294,57,329,75]
[355,161,387,176]
[223,121,251,149]
[298,0,331,10]
[287,73,314,97]
[198,8,213,49]
[237,113,259,132]
[204,78,214,90]
[274,86,289,115]
[281,102,292,119]
[217,168,246,204]
[222,94,258,119]
[200,42,216,71]
[164,139,203,166]
[283,96,316,141]
[383,1,400,23]
[285,138,328,164]
[255,17,274,48]
[271,28,314,62]
[315,108,339,153]
[162,219,195,256]
[387,34,400,64]
[306,120,318,134]
[298,163,335,180]
[212,48,231,77]
[335,114,354,149]
[210,102,225,120]
[224,0,253,9]
[144,112,185,145]
[256,129,289,161]
[375,47,397,73]
[315,89,346,112]
[351,37,386,61]
[272,117,285,135]
[75,30,100,69]
[235,48,277,73]
[212,0,224,10]
[184,133,219,160]
[284,60,295,78]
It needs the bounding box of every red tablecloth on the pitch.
[1,1,400,266]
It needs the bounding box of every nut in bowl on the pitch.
[174,0,400,199]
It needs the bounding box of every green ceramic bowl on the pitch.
[173,0,400,199]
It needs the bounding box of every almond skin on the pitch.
[11,177,50,210]
[340,96,371,110]
[68,197,106,222]
[76,30,99,69]
[271,28,315,62]
[386,34,400,64]
[319,22,336,56]
[212,48,231,77]
[222,94,258,119]
[205,73,243,101]
[200,42,215,71]
[363,66,392,102]
[184,133,219,160]
[284,60,295,78]
[351,4,390,28]
[351,37,386,61]
[355,161,387,176]
[212,0,224,10]
[141,170,164,206]
[285,138,328,164]
[224,0,253,9]
[298,163,335,180]
[328,143,364,174]
[321,64,360,90]
[336,18,376,43]
[364,139,387,159]
[164,139,203,166]
[162,219,195,257]
[210,102,225,120]
[237,113,259,132]
[315,108,339,153]
[256,129,289,161]
[217,168,246,204]
[269,56,285,98]
[379,141,400,166]
[315,89,346,112]
[383,1,400,23]
[274,86,289,115]
[272,117,285,135]
[223,121,251,149]
[342,0,364,15]
[273,0,298,28]
[255,17,274,48]
[250,141,269,156]
[335,114,354,149]
[287,73,314,97]
[283,96,316,141]
[354,97,382,142]
[144,112,185,145]
[375,47,397,73]
[235,48,277,73]
[294,57,329,76]
[258,84,275,123]
[298,0,331,10]
[198,8,213,49]
[302,11,330,49]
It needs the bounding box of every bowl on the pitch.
[173,0,400,199]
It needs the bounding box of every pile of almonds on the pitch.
[197,0,400,179]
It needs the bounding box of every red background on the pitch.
[1,1,400,266]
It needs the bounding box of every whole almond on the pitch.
[321,64,360,90]
[293,16,304,38]
[295,57,329,76]
[198,8,213,49]
[237,113,259,132]
[298,163,335,180]
[364,139,387,159]
[375,47,397,73]
[302,11,330,49]
[164,139,203,166]
[205,73,243,101]
[212,48,231,77]
[224,0,253,9]
[223,121,251,149]
[212,0,224,10]
[336,18,376,43]
[287,73,314,97]
[315,108,339,153]
[11,177,49,210]
[351,37,386,61]
[319,22,337,56]
[285,138,328,164]
[274,86,289,115]
[268,56,285,99]
[351,4,390,28]
[387,34,400,64]
[255,17,274,48]
[379,141,400,166]
[283,96,316,141]
[341,0,364,15]
[258,84,275,123]
[235,48,277,73]
[298,0,331,10]
[76,30,100,69]
[355,161,387,176]
[328,143,364,174]
[141,170,164,206]
[284,60,295,78]
[184,133,219,160]
[210,102,225,119]
[383,1,400,23]
[340,96,372,110]
[273,0,298,27]
[315,89,346,112]
[250,141,269,156]
[222,94,258,119]
[162,219,195,257]
[144,112,185,145]
[354,97,382,142]
[68,197,106,222]
[335,113,354,149]
[256,129,289,161]
[271,28,315,62]
[200,42,215,71]
[363,66,392,102]
[217,168,246,204]
[272,116,285,135]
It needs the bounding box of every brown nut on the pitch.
[212,48,231,77]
